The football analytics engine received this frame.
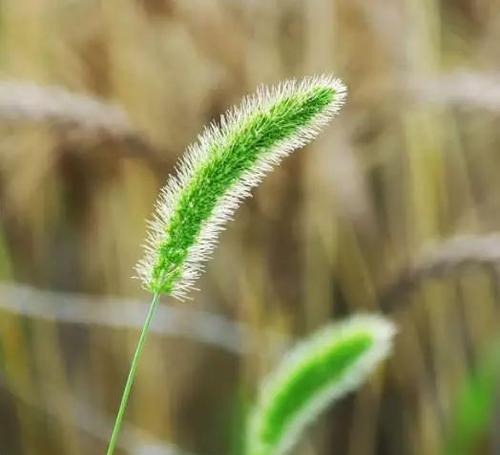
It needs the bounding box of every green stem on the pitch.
[106,292,161,455]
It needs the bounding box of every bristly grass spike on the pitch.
[136,75,347,300]
[246,314,395,455]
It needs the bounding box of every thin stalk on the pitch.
[106,292,161,455]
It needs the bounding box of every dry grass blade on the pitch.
[380,234,500,311]
[0,80,162,163]
[409,71,500,112]
[0,282,288,355]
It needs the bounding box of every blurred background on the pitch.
[1,0,500,454]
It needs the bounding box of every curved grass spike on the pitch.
[107,76,346,455]
[136,75,346,300]
[246,315,395,455]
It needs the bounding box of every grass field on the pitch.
[0,0,499,454]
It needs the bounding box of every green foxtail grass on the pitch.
[246,315,395,455]
[106,75,346,455]
[136,75,346,300]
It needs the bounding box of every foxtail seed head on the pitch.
[246,315,395,455]
[136,75,346,299]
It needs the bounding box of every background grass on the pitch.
[0,0,499,454]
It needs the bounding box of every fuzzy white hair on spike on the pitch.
[135,75,347,299]
[246,314,396,455]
